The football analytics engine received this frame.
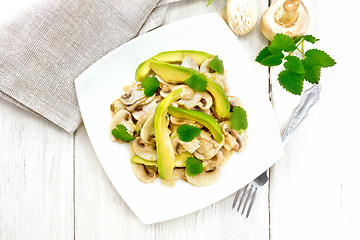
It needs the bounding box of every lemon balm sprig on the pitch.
[256,33,336,95]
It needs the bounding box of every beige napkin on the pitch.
[0,0,178,133]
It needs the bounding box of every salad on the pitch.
[109,50,248,187]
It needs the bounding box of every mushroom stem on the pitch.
[278,0,300,25]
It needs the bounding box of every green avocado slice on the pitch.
[149,59,230,118]
[135,50,214,82]
[131,151,193,168]
[154,88,183,180]
[168,106,224,143]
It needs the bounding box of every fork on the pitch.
[232,84,321,217]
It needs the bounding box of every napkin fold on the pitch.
[0,0,178,133]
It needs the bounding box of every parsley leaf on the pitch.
[177,124,202,142]
[268,33,297,53]
[303,59,321,84]
[284,56,305,74]
[231,106,248,130]
[305,49,336,67]
[258,52,284,66]
[111,124,135,142]
[141,76,160,97]
[209,55,224,74]
[185,73,208,92]
[185,157,204,177]
[278,70,304,95]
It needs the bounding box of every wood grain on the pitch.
[269,0,360,239]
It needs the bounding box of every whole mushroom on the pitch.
[261,0,310,41]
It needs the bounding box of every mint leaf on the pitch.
[268,33,297,53]
[177,124,202,142]
[209,55,224,74]
[302,35,319,44]
[305,49,336,67]
[303,59,321,84]
[278,70,304,95]
[258,52,284,66]
[111,124,135,142]
[185,73,208,92]
[186,157,204,177]
[231,106,248,130]
[284,56,305,74]
[255,46,272,63]
[141,76,159,97]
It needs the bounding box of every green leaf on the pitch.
[268,33,297,53]
[185,157,204,177]
[278,70,304,95]
[185,73,208,92]
[111,124,135,142]
[258,52,284,66]
[255,46,272,63]
[231,106,248,130]
[305,49,336,67]
[177,124,202,142]
[141,76,160,97]
[302,35,319,44]
[284,56,305,74]
[209,55,224,74]
[206,0,214,7]
[303,59,321,84]
[293,36,303,44]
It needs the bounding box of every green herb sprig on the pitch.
[111,124,135,142]
[177,124,202,142]
[256,34,336,95]
[185,157,204,177]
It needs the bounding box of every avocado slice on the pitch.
[135,50,214,82]
[149,59,230,118]
[168,106,224,143]
[154,88,183,179]
[131,151,193,168]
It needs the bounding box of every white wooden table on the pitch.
[1,0,360,239]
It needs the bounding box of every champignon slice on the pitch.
[185,166,220,187]
[125,94,156,113]
[193,131,223,160]
[204,72,229,95]
[109,110,136,142]
[199,59,212,74]
[132,137,157,161]
[140,115,155,143]
[173,85,195,100]
[170,116,196,125]
[215,147,234,166]
[161,168,186,187]
[132,96,161,120]
[131,163,157,183]
[120,83,146,105]
[181,56,199,71]
[170,130,200,154]
[110,99,125,117]
[220,121,248,152]
[227,96,244,108]
[178,92,213,110]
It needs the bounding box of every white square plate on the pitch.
[75,13,283,224]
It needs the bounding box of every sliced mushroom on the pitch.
[170,129,200,154]
[193,131,223,160]
[109,110,136,142]
[170,116,196,125]
[132,137,157,161]
[181,56,199,71]
[131,163,157,183]
[125,94,156,113]
[132,95,161,120]
[204,72,229,95]
[178,92,213,110]
[220,121,248,152]
[161,168,186,187]
[185,165,220,187]
[140,115,155,143]
[110,99,125,117]
[200,59,213,74]
[227,96,244,108]
[173,85,195,100]
[216,147,234,165]
[120,83,146,106]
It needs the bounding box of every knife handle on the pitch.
[281,84,321,144]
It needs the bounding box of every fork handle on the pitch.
[281,84,321,144]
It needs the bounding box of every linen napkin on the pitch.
[0,0,179,133]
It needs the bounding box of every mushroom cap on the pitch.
[132,137,157,161]
[261,0,310,41]
[109,110,136,142]
[193,131,223,160]
[226,0,258,36]
[140,114,155,143]
[185,166,220,187]
[220,121,248,152]
[131,163,157,183]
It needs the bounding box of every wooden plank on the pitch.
[269,0,360,239]
[74,0,271,239]
[0,99,74,240]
